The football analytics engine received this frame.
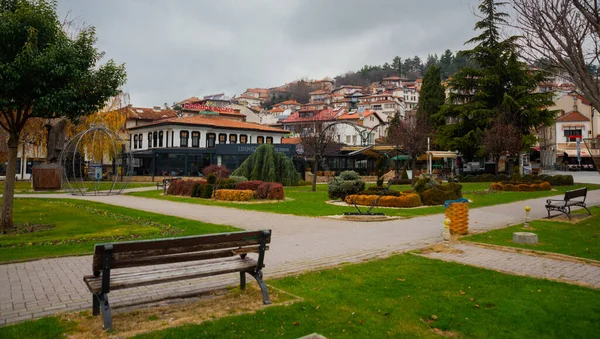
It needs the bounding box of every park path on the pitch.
[424,243,600,288]
[1,189,600,326]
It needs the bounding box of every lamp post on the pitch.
[524,206,531,228]
[443,218,451,247]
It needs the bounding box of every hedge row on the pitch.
[421,183,462,206]
[166,179,206,196]
[490,181,552,191]
[459,173,574,185]
[213,189,255,201]
[345,193,422,208]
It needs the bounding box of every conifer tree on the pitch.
[417,64,446,122]
[232,144,300,185]
[431,0,554,161]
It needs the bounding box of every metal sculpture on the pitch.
[59,124,132,195]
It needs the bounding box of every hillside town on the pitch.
[2,1,600,337]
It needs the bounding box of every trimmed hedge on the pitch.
[257,182,285,200]
[213,189,255,201]
[167,179,206,196]
[235,180,264,191]
[459,173,574,186]
[490,181,552,191]
[421,183,462,206]
[345,193,422,208]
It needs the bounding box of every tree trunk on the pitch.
[494,155,499,176]
[311,155,319,192]
[1,135,19,233]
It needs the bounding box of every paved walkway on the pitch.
[425,243,600,288]
[1,189,600,326]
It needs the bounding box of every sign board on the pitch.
[296,144,304,155]
[182,102,234,114]
[89,164,102,180]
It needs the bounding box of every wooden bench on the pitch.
[545,187,591,220]
[83,230,272,331]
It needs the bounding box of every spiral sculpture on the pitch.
[59,124,132,195]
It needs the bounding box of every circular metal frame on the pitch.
[59,124,133,195]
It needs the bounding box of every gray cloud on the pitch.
[57,0,480,107]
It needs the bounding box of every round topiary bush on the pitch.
[328,170,365,200]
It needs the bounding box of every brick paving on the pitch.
[1,189,600,326]
[425,243,600,288]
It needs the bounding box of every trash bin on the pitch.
[444,198,469,235]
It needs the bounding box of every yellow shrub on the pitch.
[490,182,503,191]
[345,194,422,208]
[517,184,532,192]
[214,189,255,201]
[540,181,552,190]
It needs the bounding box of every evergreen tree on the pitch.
[232,144,300,185]
[417,65,446,122]
[431,0,554,161]
[439,49,455,78]
[425,54,439,71]
[392,56,403,76]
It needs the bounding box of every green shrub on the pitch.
[461,175,475,182]
[414,177,440,193]
[511,166,522,182]
[400,169,409,180]
[497,174,510,181]
[479,174,497,182]
[522,174,533,183]
[389,178,412,185]
[328,171,366,200]
[231,144,300,185]
[229,176,248,184]
[215,178,236,189]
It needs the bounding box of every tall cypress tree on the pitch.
[431,0,554,161]
[417,64,446,122]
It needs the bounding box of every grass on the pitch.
[463,206,600,260]
[0,180,155,194]
[0,317,75,339]
[129,182,600,218]
[4,254,599,338]
[0,198,240,262]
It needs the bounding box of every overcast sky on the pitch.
[57,0,480,107]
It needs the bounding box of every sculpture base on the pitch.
[32,164,62,191]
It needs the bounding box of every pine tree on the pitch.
[431,0,554,161]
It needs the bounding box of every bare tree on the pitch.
[513,0,600,112]
[300,117,336,192]
[482,123,522,175]
[387,113,432,186]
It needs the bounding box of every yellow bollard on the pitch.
[443,218,451,246]
[524,206,531,228]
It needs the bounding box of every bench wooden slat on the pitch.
[109,246,266,270]
[84,257,258,293]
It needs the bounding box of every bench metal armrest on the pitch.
[545,199,563,205]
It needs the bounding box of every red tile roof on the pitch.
[126,106,177,121]
[556,111,590,122]
[276,100,301,106]
[310,89,330,95]
[281,137,301,144]
[281,108,341,124]
[269,107,285,113]
[129,115,290,133]
[383,76,402,81]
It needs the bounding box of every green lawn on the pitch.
[0,198,240,262]
[4,254,599,338]
[463,206,600,260]
[129,183,600,218]
[0,180,155,194]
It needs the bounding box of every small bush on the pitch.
[328,171,365,200]
[490,182,502,191]
[522,174,533,183]
[497,174,510,181]
[166,179,205,196]
[202,165,230,178]
[235,180,264,191]
[400,169,409,180]
[389,178,412,185]
[229,176,248,184]
[511,166,522,182]
[491,181,552,191]
[215,178,237,189]
[345,193,422,208]
[213,189,255,201]
[517,184,532,192]
[256,182,285,200]
[540,181,552,190]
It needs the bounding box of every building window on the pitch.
[352,135,357,144]
[180,130,189,147]
[218,133,227,144]
[153,131,158,148]
[266,136,273,144]
[346,135,351,144]
[139,134,143,148]
[240,134,248,144]
[206,133,216,148]
[564,129,582,142]
[257,136,264,144]
[370,116,374,121]
[229,134,238,144]
[158,131,163,147]
[148,132,153,148]
[133,134,138,149]
[191,131,200,148]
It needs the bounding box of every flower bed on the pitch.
[490,181,552,191]
[344,193,422,208]
[213,189,256,201]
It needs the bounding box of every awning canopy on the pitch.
[417,151,458,161]
[390,154,411,160]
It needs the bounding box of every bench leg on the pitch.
[249,271,271,305]
[92,294,100,316]
[240,272,246,290]
[96,293,113,331]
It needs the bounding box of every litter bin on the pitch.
[444,198,469,235]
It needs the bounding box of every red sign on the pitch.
[183,102,234,113]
